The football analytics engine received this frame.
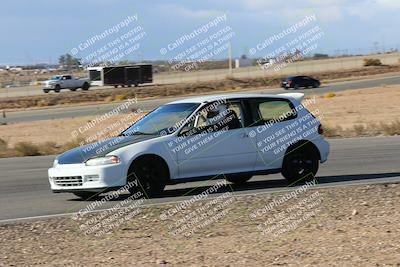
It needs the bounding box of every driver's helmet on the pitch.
[206,104,228,126]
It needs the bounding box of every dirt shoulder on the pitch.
[0,182,399,266]
[1,64,400,111]
[1,85,399,158]
[313,85,400,136]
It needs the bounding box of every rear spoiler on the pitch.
[278,93,305,102]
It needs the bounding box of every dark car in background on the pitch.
[281,76,320,89]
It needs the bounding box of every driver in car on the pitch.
[205,104,241,132]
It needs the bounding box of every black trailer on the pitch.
[136,64,153,83]
[103,66,126,87]
[88,64,153,87]
[125,66,141,87]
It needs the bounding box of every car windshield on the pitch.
[121,103,199,136]
[50,76,61,80]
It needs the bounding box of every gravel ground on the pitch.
[1,182,400,266]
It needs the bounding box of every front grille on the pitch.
[53,176,83,187]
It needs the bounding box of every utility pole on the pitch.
[228,42,232,76]
[373,42,379,54]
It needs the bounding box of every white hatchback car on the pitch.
[48,93,329,199]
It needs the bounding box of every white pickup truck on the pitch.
[42,75,90,93]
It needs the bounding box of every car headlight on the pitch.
[85,155,120,166]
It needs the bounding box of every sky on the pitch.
[0,0,399,65]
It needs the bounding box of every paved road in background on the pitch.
[0,136,399,223]
[4,75,400,124]
[1,52,399,98]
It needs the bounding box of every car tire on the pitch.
[73,191,99,200]
[281,143,319,184]
[225,175,252,185]
[134,82,139,87]
[313,82,320,88]
[82,82,90,91]
[127,157,168,198]
[43,89,50,93]
[114,85,118,88]
[54,85,61,93]
[294,84,299,90]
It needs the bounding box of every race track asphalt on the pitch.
[0,136,399,223]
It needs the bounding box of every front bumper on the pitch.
[48,163,127,193]
[43,83,56,89]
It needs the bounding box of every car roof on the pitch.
[292,76,304,78]
[286,75,312,79]
[168,93,297,104]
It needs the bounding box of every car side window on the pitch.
[65,75,72,80]
[181,101,243,136]
[196,102,242,130]
[226,102,244,127]
[249,99,296,126]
